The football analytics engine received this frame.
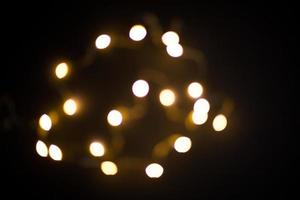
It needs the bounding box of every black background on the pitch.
[1,2,294,199]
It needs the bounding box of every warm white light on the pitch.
[101,161,118,175]
[39,114,52,131]
[95,34,111,49]
[129,25,147,41]
[63,99,77,116]
[213,114,227,132]
[166,43,183,57]
[193,98,210,113]
[161,31,179,46]
[192,111,208,125]
[174,136,192,153]
[132,80,149,98]
[187,82,203,99]
[36,140,48,157]
[159,89,176,106]
[89,142,105,157]
[49,145,63,161]
[107,110,123,126]
[145,163,164,178]
[55,62,69,79]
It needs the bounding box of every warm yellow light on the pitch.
[63,98,77,116]
[145,163,164,178]
[129,25,147,41]
[132,79,149,98]
[36,140,48,157]
[193,98,210,113]
[187,82,203,99]
[159,89,176,106]
[107,110,123,126]
[101,161,118,175]
[89,142,105,157]
[174,136,192,153]
[166,43,183,57]
[213,114,227,132]
[55,62,69,79]
[95,34,111,49]
[49,144,63,161]
[39,114,52,131]
[192,110,208,125]
[161,31,179,46]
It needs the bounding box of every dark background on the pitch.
[1,2,295,199]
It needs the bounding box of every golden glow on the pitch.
[101,161,118,175]
[107,109,123,126]
[161,31,179,46]
[166,43,183,57]
[49,145,63,161]
[95,34,111,49]
[89,142,105,157]
[39,114,52,131]
[192,110,208,125]
[55,62,69,79]
[174,136,192,153]
[63,98,77,116]
[187,82,203,99]
[213,114,227,131]
[132,79,149,98]
[193,98,210,113]
[159,89,176,106]
[129,25,147,41]
[145,163,164,178]
[36,140,48,157]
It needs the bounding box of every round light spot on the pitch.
[49,144,63,161]
[166,43,183,57]
[213,114,227,132]
[132,80,149,98]
[107,110,123,126]
[159,89,176,107]
[63,99,77,116]
[55,62,69,79]
[193,98,210,113]
[187,82,203,99]
[192,110,208,125]
[89,142,105,157]
[129,25,147,41]
[95,34,111,49]
[101,161,118,175]
[174,136,192,153]
[145,163,164,178]
[36,140,48,157]
[161,31,179,46]
[39,114,52,131]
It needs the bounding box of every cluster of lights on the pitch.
[36,23,229,179]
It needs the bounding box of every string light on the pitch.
[166,43,183,57]
[159,89,176,106]
[55,62,69,79]
[132,80,149,98]
[212,114,227,131]
[129,25,147,41]
[36,140,48,157]
[95,34,111,49]
[107,110,123,126]
[101,161,118,175]
[162,31,180,46]
[39,114,52,131]
[89,142,105,157]
[174,136,192,153]
[193,98,210,113]
[145,163,164,178]
[63,98,77,116]
[192,110,208,125]
[49,144,63,161]
[187,82,203,99]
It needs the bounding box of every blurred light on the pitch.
[213,114,227,131]
[89,142,105,157]
[36,140,48,157]
[166,43,183,57]
[95,34,111,49]
[101,161,118,175]
[107,110,123,126]
[145,163,164,178]
[187,82,203,99]
[161,31,179,46]
[129,25,147,41]
[39,114,52,131]
[192,110,208,125]
[49,145,63,161]
[132,80,149,98]
[55,62,69,79]
[63,98,77,116]
[159,89,176,106]
[193,98,210,113]
[174,136,192,153]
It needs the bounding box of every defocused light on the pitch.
[193,98,210,113]
[63,98,77,116]
[132,80,149,98]
[49,145,63,161]
[213,114,227,131]
[55,62,69,79]
[174,136,192,153]
[95,34,111,49]
[159,89,176,106]
[192,110,208,125]
[145,163,164,178]
[101,161,118,175]
[161,31,179,46]
[166,43,183,57]
[187,82,203,99]
[107,110,123,126]
[129,25,147,41]
[36,140,48,157]
[89,142,105,157]
[39,114,52,131]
